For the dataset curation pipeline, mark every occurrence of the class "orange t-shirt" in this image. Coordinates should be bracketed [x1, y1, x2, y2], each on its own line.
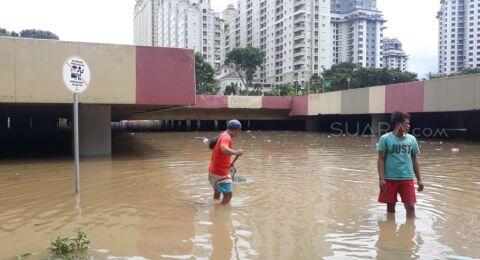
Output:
[209, 132, 233, 176]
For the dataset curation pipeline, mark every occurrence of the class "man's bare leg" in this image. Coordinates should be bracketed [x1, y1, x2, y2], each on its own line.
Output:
[387, 203, 396, 213]
[404, 203, 415, 218]
[221, 192, 232, 204]
[213, 189, 221, 200]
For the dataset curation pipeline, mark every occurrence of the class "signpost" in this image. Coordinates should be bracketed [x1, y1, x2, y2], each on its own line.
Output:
[62, 56, 91, 194]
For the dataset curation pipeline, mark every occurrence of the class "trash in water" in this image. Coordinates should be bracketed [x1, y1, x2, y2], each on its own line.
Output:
[451, 148, 460, 152]
[266, 140, 271, 142]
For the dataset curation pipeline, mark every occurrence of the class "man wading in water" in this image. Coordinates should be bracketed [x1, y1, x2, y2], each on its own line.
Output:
[209, 119, 244, 204]
[377, 112, 424, 218]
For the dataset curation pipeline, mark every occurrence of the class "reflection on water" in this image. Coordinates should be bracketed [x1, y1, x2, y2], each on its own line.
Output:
[0, 131, 479, 259]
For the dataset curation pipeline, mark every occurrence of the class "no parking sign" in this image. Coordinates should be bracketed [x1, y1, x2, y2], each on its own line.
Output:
[62, 56, 91, 93]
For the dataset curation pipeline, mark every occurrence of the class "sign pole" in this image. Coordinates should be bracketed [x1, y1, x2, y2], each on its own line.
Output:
[73, 93, 80, 194]
[63, 56, 90, 195]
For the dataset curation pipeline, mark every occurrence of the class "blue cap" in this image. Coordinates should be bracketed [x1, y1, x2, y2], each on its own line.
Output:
[227, 119, 242, 130]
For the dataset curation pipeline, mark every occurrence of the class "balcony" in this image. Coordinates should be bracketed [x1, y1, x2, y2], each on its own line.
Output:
[293, 47, 306, 56]
[294, 32, 306, 40]
[294, 57, 305, 65]
[294, 0, 306, 12]
[294, 64, 305, 71]
[294, 14, 306, 25]
[294, 38, 305, 46]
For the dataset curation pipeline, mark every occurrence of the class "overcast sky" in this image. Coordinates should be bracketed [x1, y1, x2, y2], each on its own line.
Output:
[0, 0, 439, 78]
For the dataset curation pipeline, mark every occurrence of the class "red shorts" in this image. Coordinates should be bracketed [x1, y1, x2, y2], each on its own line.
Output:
[378, 179, 416, 204]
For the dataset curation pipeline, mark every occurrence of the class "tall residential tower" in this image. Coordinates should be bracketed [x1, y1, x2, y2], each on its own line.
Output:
[331, 0, 385, 68]
[134, 0, 221, 68]
[437, 0, 480, 74]
[382, 38, 408, 71]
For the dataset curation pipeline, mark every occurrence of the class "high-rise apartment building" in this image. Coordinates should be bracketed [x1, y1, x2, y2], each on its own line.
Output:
[382, 38, 407, 71]
[135, 0, 388, 86]
[331, 0, 385, 68]
[134, 0, 158, 46]
[225, 0, 332, 85]
[134, 0, 222, 68]
[437, 0, 480, 74]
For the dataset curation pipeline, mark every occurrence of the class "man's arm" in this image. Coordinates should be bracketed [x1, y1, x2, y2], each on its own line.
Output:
[412, 154, 424, 191]
[377, 151, 387, 191]
[220, 144, 243, 157]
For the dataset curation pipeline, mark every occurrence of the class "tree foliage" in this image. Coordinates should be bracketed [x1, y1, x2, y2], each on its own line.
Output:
[225, 46, 264, 90]
[428, 68, 480, 80]
[0, 27, 19, 37]
[195, 53, 218, 94]
[20, 29, 59, 40]
[309, 73, 323, 93]
[223, 83, 237, 95]
[1, 27, 59, 39]
[322, 62, 418, 91]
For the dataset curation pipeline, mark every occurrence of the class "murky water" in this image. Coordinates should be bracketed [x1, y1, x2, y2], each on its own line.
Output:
[1, 132, 479, 259]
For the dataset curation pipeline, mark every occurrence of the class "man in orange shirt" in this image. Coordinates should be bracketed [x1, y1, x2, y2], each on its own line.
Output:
[209, 119, 244, 204]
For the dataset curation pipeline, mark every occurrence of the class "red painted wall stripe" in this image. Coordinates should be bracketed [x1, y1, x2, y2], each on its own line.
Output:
[262, 96, 292, 109]
[291, 95, 308, 115]
[385, 81, 424, 113]
[136, 46, 195, 105]
[194, 95, 228, 108]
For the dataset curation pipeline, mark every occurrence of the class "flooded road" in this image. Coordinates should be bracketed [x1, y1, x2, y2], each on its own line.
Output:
[1, 131, 479, 259]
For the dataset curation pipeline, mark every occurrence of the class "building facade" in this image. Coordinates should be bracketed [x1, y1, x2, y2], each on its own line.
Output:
[134, 0, 157, 46]
[134, 0, 222, 68]
[224, 0, 333, 86]
[382, 38, 407, 71]
[331, 0, 385, 68]
[437, 0, 480, 74]
[135, 0, 389, 86]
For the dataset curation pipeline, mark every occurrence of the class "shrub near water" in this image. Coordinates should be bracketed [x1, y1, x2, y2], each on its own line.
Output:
[46, 230, 90, 259]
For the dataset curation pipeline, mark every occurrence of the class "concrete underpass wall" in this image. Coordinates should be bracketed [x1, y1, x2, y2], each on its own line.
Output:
[79, 105, 111, 156]
[0, 37, 196, 106]
[0, 37, 197, 156]
[424, 75, 480, 112]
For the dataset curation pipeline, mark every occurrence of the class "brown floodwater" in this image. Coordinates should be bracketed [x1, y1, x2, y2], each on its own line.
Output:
[0, 131, 479, 259]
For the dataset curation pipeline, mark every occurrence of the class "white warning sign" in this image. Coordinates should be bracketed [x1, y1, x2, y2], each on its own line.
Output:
[62, 56, 91, 93]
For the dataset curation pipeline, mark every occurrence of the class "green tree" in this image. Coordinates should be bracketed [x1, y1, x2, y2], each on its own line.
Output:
[20, 29, 59, 40]
[195, 53, 217, 94]
[322, 62, 418, 92]
[457, 68, 480, 75]
[279, 83, 298, 96]
[0, 27, 19, 37]
[223, 83, 237, 95]
[427, 68, 480, 80]
[309, 73, 323, 93]
[225, 46, 264, 90]
[0, 27, 9, 36]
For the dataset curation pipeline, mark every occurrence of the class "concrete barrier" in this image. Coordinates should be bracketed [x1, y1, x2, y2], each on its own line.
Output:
[227, 96, 262, 109]
[79, 43, 136, 104]
[368, 85, 385, 114]
[0, 38, 15, 102]
[386, 81, 424, 113]
[341, 88, 369, 114]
